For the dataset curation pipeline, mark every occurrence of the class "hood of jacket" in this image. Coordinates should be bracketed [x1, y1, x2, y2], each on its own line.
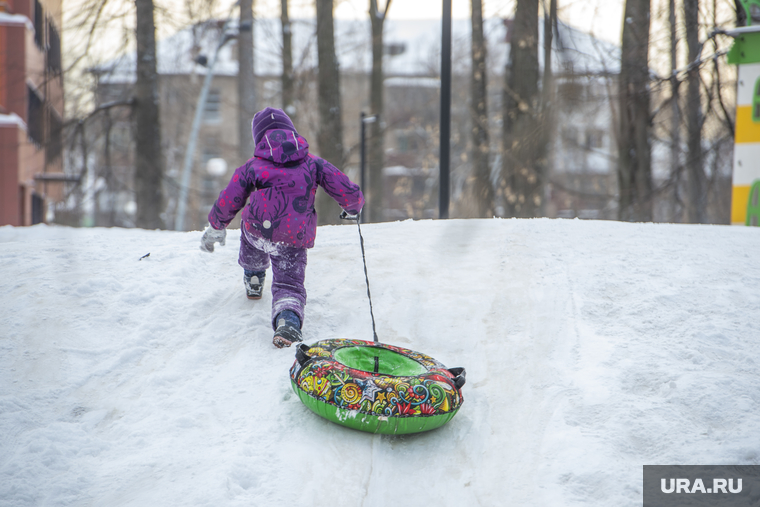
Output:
[254, 129, 310, 164]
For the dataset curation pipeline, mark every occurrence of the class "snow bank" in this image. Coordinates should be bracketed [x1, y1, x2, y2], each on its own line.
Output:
[1, 219, 759, 506]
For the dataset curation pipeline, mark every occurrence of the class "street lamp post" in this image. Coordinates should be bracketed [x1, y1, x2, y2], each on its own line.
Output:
[360, 112, 377, 223]
[174, 23, 237, 232]
[439, 0, 452, 219]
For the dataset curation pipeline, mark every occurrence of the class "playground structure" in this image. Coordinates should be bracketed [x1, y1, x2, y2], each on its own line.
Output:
[729, 0, 760, 225]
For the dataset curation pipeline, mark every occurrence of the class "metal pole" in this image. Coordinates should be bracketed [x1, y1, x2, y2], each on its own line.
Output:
[439, 0, 452, 219]
[175, 26, 235, 231]
[360, 111, 366, 223]
[360, 113, 376, 224]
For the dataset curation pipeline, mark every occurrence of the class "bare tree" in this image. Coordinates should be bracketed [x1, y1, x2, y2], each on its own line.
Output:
[668, 0, 681, 220]
[501, 0, 541, 217]
[134, 0, 166, 229]
[617, 0, 652, 222]
[684, 0, 707, 223]
[315, 0, 344, 225]
[238, 0, 256, 161]
[366, 0, 392, 222]
[281, 0, 295, 115]
[470, 0, 493, 217]
[647, 0, 734, 223]
[536, 0, 556, 214]
[542, 0, 556, 103]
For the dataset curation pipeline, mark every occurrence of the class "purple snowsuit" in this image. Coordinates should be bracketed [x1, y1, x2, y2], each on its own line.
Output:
[208, 128, 364, 328]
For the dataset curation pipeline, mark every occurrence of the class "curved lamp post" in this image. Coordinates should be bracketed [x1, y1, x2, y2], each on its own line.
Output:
[174, 23, 237, 231]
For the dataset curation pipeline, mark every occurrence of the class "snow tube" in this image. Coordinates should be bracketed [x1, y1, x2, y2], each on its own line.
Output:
[290, 339, 466, 435]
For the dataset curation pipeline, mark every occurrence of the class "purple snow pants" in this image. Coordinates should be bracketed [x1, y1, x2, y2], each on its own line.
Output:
[239, 229, 307, 330]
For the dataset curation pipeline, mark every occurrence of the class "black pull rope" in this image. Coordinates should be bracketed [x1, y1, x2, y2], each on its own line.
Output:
[356, 219, 379, 344]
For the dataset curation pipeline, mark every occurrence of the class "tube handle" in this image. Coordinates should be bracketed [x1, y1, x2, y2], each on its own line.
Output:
[295, 343, 312, 367]
[447, 367, 466, 389]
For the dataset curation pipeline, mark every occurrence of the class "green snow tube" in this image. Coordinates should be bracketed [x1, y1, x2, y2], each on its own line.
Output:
[290, 339, 466, 435]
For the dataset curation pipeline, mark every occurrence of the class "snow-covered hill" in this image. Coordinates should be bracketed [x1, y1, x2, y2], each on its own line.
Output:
[1, 218, 759, 506]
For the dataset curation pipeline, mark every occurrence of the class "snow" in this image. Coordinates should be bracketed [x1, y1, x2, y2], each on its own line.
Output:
[0, 113, 26, 129]
[0, 12, 35, 30]
[1, 218, 759, 506]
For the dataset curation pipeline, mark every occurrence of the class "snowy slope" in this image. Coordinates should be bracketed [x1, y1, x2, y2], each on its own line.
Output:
[1, 218, 759, 506]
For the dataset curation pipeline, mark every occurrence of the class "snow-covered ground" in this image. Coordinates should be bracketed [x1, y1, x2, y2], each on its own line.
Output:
[1, 218, 759, 506]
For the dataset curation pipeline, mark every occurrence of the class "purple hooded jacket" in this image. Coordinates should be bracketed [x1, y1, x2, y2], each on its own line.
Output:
[208, 129, 364, 249]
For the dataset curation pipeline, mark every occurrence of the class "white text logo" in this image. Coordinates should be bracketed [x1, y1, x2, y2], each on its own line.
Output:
[661, 478, 742, 494]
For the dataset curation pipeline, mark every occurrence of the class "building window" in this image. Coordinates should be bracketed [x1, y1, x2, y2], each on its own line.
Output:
[19, 187, 26, 225]
[203, 89, 221, 122]
[32, 193, 44, 225]
[47, 19, 61, 73]
[558, 81, 584, 102]
[33, 0, 44, 50]
[27, 86, 44, 146]
[46, 109, 62, 162]
[383, 42, 406, 56]
[561, 127, 578, 147]
[396, 132, 418, 153]
[585, 129, 604, 150]
[111, 123, 131, 150]
[201, 137, 219, 164]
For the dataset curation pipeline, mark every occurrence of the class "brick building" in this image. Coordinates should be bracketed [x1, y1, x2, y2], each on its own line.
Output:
[0, 0, 64, 226]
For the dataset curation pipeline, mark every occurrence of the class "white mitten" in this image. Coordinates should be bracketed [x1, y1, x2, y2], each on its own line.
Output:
[200, 225, 226, 253]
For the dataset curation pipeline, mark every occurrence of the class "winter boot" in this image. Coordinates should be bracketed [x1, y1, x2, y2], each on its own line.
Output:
[244, 271, 265, 300]
[273, 310, 302, 348]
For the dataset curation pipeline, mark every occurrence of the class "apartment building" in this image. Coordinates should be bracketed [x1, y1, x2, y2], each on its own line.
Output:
[0, 0, 64, 226]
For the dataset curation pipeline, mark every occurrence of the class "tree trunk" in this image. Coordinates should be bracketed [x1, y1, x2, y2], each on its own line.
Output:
[134, 0, 165, 229]
[501, 0, 541, 218]
[315, 0, 344, 225]
[684, 0, 706, 223]
[542, 0, 555, 109]
[238, 0, 256, 162]
[281, 0, 294, 115]
[617, 0, 652, 222]
[536, 0, 556, 215]
[368, 0, 391, 222]
[470, 0, 492, 217]
[669, 0, 681, 221]
[280, 0, 296, 114]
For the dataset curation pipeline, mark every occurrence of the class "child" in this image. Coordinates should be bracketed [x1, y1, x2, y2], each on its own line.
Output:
[200, 107, 364, 348]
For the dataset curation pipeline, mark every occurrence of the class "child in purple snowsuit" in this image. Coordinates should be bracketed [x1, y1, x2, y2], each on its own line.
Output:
[200, 107, 364, 348]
